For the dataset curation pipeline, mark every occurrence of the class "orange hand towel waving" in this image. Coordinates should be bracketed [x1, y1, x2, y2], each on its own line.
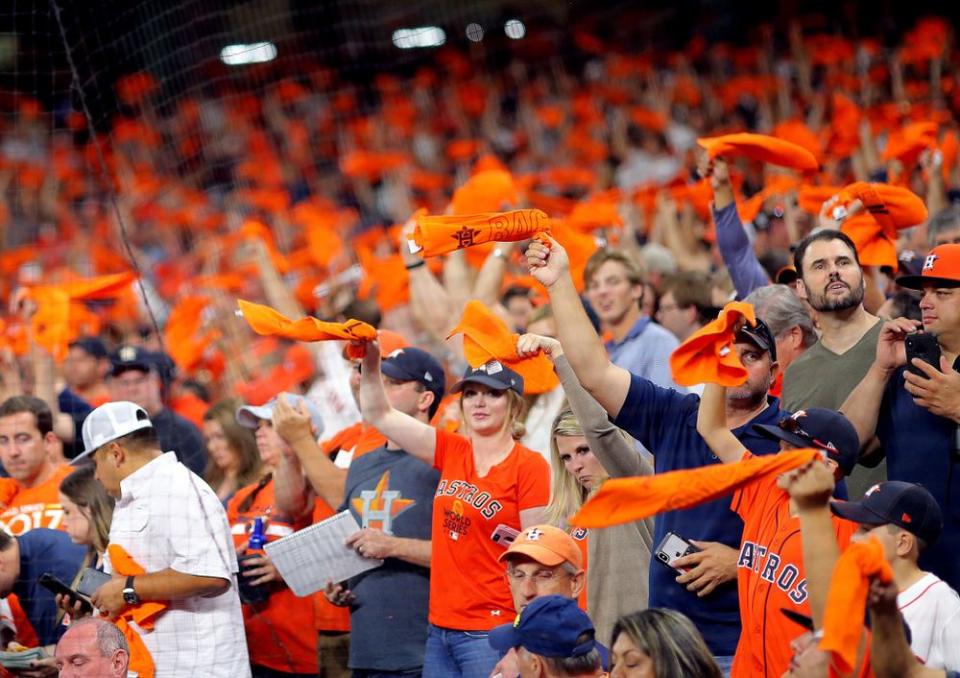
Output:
[237, 300, 377, 357]
[412, 209, 550, 258]
[571, 448, 819, 527]
[669, 301, 756, 387]
[447, 300, 559, 395]
[697, 133, 820, 172]
[835, 182, 928, 269]
[28, 271, 138, 361]
[820, 537, 894, 677]
[107, 544, 166, 678]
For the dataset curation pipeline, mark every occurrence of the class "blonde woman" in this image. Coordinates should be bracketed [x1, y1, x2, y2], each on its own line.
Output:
[356, 340, 550, 678]
[518, 332, 654, 644]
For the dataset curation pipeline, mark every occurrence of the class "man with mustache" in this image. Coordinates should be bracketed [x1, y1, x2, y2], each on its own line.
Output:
[780, 229, 884, 499]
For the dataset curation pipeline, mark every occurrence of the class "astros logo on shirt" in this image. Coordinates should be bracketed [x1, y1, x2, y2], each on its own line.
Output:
[352, 471, 414, 535]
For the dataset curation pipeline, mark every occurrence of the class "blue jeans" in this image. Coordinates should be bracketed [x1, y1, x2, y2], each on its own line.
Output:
[713, 655, 734, 677]
[422, 625, 502, 678]
[353, 671, 421, 678]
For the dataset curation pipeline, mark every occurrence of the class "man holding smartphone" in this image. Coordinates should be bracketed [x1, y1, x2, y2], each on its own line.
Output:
[842, 243, 960, 593]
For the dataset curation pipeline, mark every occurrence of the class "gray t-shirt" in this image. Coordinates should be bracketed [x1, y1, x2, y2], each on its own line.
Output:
[782, 320, 884, 499]
[341, 446, 440, 672]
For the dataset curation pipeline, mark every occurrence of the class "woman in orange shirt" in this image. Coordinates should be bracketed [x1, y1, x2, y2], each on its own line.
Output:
[230, 398, 321, 677]
[356, 341, 550, 678]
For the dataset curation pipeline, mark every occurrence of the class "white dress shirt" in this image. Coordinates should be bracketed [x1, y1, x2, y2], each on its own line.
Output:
[106, 452, 251, 678]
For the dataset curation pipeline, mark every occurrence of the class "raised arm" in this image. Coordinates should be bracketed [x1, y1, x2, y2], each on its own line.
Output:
[696, 382, 749, 464]
[777, 460, 839, 627]
[867, 578, 945, 678]
[524, 237, 632, 418]
[272, 395, 345, 511]
[701, 156, 770, 298]
[840, 318, 917, 447]
[537, 340, 650, 478]
[357, 341, 436, 466]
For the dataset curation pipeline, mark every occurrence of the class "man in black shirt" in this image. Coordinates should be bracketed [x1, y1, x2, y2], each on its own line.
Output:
[107, 346, 207, 475]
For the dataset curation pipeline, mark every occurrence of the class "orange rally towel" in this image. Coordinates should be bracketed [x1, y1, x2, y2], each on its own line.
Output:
[819, 537, 894, 676]
[447, 300, 559, 395]
[669, 301, 756, 387]
[571, 448, 819, 527]
[107, 544, 166, 678]
[697, 133, 820, 172]
[237, 299, 377, 357]
[412, 209, 550, 258]
[836, 182, 928, 268]
[28, 271, 138, 361]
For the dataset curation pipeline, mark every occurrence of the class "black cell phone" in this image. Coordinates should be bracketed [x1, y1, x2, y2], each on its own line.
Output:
[905, 332, 942, 377]
[38, 573, 94, 614]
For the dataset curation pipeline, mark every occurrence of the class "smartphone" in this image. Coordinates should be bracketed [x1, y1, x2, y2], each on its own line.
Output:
[905, 332, 942, 377]
[655, 532, 700, 572]
[490, 524, 520, 548]
[38, 573, 94, 614]
[76, 568, 111, 597]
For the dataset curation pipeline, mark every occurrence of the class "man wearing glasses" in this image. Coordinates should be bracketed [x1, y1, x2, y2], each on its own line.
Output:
[490, 525, 587, 678]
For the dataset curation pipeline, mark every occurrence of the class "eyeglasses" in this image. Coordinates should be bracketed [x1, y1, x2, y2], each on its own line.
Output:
[505, 568, 570, 585]
[778, 417, 833, 452]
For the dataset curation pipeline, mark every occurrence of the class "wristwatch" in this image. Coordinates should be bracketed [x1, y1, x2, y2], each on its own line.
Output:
[122, 576, 140, 606]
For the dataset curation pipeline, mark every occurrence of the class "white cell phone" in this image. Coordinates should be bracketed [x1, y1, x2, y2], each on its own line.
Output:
[655, 531, 700, 572]
[490, 524, 520, 548]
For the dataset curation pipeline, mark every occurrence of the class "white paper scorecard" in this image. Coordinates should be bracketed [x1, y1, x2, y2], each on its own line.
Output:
[263, 510, 383, 596]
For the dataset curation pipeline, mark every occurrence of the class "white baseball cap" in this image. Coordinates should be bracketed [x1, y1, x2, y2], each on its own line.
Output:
[75, 401, 154, 464]
[236, 393, 325, 439]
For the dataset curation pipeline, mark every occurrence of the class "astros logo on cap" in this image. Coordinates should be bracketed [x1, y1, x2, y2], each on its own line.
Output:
[525, 528, 543, 541]
[923, 254, 939, 271]
[865, 484, 881, 496]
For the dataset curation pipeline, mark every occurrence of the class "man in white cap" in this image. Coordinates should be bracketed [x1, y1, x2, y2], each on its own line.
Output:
[77, 401, 250, 678]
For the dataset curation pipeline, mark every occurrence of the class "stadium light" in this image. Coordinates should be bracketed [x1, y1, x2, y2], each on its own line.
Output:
[392, 27, 446, 49]
[466, 23, 484, 43]
[220, 42, 277, 66]
[504, 19, 526, 40]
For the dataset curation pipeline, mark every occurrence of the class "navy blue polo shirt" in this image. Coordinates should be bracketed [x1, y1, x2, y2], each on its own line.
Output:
[614, 374, 784, 657]
[13, 528, 86, 646]
[877, 363, 960, 592]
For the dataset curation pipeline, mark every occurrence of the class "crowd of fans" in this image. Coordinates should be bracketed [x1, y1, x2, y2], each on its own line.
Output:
[0, 9, 957, 678]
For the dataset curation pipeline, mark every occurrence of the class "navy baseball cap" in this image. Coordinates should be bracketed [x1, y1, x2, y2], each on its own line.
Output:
[754, 408, 860, 476]
[451, 360, 524, 396]
[489, 595, 598, 658]
[736, 318, 778, 363]
[831, 481, 943, 546]
[110, 345, 158, 377]
[380, 347, 446, 399]
[69, 337, 108, 360]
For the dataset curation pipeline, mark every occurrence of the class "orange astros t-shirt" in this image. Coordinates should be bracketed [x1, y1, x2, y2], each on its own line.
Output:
[228, 479, 318, 674]
[0, 465, 73, 535]
[429, 429, 550, 630]
[730, 453, 858, 678]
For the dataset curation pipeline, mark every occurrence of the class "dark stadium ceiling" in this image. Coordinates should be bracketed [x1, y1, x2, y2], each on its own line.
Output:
[0, 0, 956, 122]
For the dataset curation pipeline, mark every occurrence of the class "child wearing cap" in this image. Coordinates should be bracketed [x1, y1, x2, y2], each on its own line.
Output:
[696, 382, 863, 678]
[831, 482, 960, 670]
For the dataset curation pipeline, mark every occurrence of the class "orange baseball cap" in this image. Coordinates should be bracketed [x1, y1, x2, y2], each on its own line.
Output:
[498, 525, 583, 569]
[897, 244, 960, 289]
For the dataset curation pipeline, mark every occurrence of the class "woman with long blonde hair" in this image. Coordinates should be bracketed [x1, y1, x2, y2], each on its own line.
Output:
[518, 332, 654, 644]
[356, 340, 550, 678]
